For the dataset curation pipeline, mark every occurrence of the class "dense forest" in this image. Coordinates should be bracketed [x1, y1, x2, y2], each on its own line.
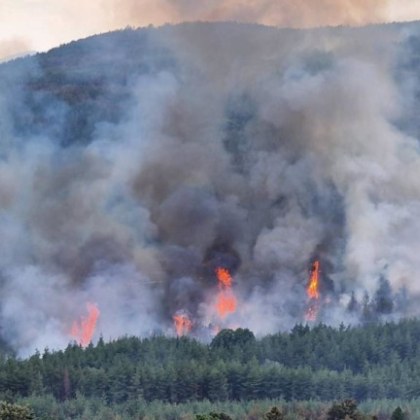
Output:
[1, 319, 420, 418]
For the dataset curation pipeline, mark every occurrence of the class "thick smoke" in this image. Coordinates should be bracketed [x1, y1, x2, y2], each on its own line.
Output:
[0, 22, 420, 356]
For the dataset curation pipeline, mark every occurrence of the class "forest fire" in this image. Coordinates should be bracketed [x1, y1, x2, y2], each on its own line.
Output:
[215, 267, 237, 319]
[173, 311, 193, 336]
[70, 302, 100, 347]
[307, 261, 320, 300]
[305, 261, 321, 321]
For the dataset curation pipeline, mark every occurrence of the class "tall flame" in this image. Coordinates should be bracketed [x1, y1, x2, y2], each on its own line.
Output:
[305, 261, 320, 321]
[173, 311, 193, 336]
[307, 260, 320, 300]
[216, 267, 233, 287]
[215, 267, 237, 319]
[70, 302, 100, 347]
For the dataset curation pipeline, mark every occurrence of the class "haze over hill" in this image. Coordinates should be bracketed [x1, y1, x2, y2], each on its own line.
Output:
[2, 0, 420, 59]
[1, 21, 420, 356]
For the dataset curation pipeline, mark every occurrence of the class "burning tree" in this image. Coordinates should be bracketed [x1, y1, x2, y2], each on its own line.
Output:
[215, 267, 237, 319]
[305, 261, 321, 322]
[70, 302, 100, 347]
[173, 310, 193, 336]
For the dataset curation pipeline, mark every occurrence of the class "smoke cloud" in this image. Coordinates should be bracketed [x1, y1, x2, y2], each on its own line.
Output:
[114, 0, 388, 28]
[0, 21, 420, 356]
[0, 38, 32, 62]
[2, 0, 420, 55]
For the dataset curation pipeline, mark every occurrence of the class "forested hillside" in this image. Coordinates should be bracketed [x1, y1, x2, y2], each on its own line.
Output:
[1, 20, 420, 357]
[0, 319, 420, 418]
[2, 21, 420, 419]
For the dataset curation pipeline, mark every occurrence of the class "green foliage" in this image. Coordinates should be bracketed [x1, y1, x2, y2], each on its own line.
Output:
[195, 412, 232, 420]
[210, 328, 256, 351]
[391, 406, 406, 420]
[374, 277, 394, 315]
[327, 399, 362, 420]
[4, 396, 419, 420]
[264, 406, 285, 420]
[0, 320, 419, 416]
[0, 401, 34, 419]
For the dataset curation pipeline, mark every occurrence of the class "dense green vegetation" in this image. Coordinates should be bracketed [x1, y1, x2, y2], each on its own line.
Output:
[1, 397, 416, 419]
[0, 319, 420, 418]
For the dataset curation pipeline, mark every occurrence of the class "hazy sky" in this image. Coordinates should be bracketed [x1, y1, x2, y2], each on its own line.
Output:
[1, 0, 420, 60]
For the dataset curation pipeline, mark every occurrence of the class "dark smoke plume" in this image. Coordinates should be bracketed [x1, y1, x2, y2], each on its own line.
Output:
[0, 21, 420, 356]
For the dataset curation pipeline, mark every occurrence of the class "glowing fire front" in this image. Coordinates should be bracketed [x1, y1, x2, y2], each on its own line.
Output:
[171, 267, 238, 337]
[305, 260, 321, 321]
[215, 267, 237, 319]
[307, 260, 320, 300]
[70, 302, 100, 347]
[173, 311, 193, 336]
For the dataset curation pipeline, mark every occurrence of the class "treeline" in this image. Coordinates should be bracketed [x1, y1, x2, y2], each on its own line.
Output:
[1, 320, 420, 415]
[3, 397, 416, 420]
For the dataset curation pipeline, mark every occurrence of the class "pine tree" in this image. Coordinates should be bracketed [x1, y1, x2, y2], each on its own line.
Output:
[327, 399, 362, 420]
[374, 276, 394, 315]
[264, 406, 285, 420]
[347, 292, 359, 313]
[391, 406, 406, 420]
[196, 413, 232, 420]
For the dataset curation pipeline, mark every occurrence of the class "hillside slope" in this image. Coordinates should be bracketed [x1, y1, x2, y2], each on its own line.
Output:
[1, 22, 420, 356]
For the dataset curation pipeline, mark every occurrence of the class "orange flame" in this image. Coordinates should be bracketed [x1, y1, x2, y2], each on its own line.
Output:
[305, 261, 320, 321]
[173, 311, 193, 336]
[307, 260, 320, 300]
[216, 267, 233, 287]
[215, 267, 237, 319]
[70, 302, 100, 347]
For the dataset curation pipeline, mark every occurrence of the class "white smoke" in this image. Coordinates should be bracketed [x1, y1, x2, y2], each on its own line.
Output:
[0, 22, 419, 355]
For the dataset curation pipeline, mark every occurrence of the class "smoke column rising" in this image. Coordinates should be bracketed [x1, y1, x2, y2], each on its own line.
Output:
[0, 20, 420, 355]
